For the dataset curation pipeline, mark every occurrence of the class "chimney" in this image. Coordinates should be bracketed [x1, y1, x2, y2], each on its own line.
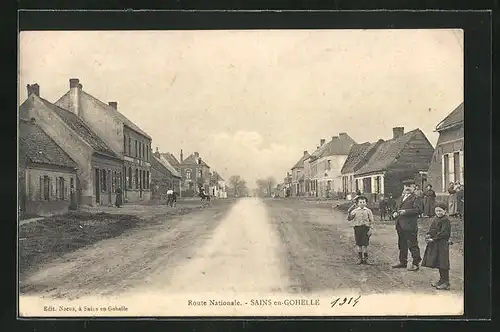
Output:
[393, 127, 404, 139]
[108, 101, 118, 110]
[68, 78, 82, 117]
[180, 149, 184, 162]
[303, 150, 308, 156]
[320, 139, 326, 146]
[194, 152, 199, 158]
[339, 132, 348, 139]
[154, 147, 160, 158]
[332, 136, 338, 141]
[27, 83, 40, 97]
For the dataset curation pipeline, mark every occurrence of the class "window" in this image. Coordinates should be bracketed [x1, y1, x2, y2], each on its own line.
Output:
[135, 140, 138, 157]
[199, 169, 203, 178]
[123, 135, 127, 155]
[374, 176, 381, 194]
[42, 176, 50, 201]
[453, 152, 460, 183]
[128, 167, 132, 189]
[355, 179, 359, 192]
[327, 160, 331, 171]
[443, 154, 450, 190]
[139, 143, 142, 159]
[142, 170, 146, 189]
[146, 145, 149, 161]
[146, 171, 149, 189]
[58, 177, 65, 200]
[113, 171, 117, 192]
[186, 170, 191, 179]
[128, 137, 131, 155]
[135, 169, 139, 189]
[101, 169, 107, 192]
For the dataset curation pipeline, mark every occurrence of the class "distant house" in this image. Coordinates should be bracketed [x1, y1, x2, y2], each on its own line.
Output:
[290, 151, 309, 196]
[353, 127, 434, 200]
[151, 148, 182, 199]
[160, 152, 181, 175]
[307, 133, 356, 198]
[54, 78, 153, 203]
[210, 171, 227, 198]
[18, 118, 78, 217]
[341, 141, 383, 196]
[179, 150, 211, 196]
[20, 84, 123, 207]
[427, 102, 464, 194]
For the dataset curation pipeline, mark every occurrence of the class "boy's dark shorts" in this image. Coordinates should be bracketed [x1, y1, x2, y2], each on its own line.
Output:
[353, 225, 370, 246]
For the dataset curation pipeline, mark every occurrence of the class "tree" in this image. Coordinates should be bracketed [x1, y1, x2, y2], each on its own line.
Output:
[228, 175, 248, 197]
[255, 176, 277, 197]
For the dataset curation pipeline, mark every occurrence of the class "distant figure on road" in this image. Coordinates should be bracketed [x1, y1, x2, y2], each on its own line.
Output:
[115, 187, 123, 208]
[379, 196, 387, 221]
[422, 184, 436, 217]
[166, 189, 174, 207]
[392, 179, 422, 271]
[347, 195, 374, 265]
[386, 194, 396, 220]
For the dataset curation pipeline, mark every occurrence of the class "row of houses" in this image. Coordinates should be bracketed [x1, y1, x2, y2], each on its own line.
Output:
[18, 79, 227, 217]
[278, 102, 464, 201]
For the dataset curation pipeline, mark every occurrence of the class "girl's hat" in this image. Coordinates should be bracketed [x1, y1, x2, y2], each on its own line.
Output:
[435, 201, 448, 210]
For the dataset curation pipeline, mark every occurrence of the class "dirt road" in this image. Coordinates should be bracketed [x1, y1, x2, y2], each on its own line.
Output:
[19, 197, 464, 316]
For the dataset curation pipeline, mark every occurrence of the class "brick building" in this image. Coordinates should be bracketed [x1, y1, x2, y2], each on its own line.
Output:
[19, 118, 78, 216]
[179, 150, 211, 196]
[54, 78, 153, 203]
[20, 84, 123, 206]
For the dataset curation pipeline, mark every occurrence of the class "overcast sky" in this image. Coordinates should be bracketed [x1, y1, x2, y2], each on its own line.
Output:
[19, 29, 463, 188]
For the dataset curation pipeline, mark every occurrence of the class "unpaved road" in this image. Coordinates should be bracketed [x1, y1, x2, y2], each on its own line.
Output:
[19, 197, 463, 316]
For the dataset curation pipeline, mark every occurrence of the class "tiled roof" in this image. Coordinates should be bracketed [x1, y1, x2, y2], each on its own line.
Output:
[291, 152, 310, 170]
[182, 153, 210, 168]
[19, 119, 77, 169]
[41, 99, 119, 158]
[310, 134, 356, 161]
[152, 155, 181, 178]
[341, 142, 374, 174]
[20, 95, 119, 159]
[211, 171, 224, 182]
[160, 152, 180, 166]
[80, 91, 152, 139]
[436, 102, 464, 131]
[354, 129, 421, 175]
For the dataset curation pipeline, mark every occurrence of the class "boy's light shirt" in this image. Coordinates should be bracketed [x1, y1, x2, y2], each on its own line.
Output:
[349, 206, 374, 227]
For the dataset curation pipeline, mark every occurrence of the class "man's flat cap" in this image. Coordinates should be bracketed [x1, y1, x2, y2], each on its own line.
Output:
[402, 179, 415, 185]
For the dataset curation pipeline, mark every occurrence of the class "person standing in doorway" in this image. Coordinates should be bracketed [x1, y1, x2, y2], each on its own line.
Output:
[422, 184, 436, 218]
[392, 179, 422, 271]
[115, 186, 123, 208]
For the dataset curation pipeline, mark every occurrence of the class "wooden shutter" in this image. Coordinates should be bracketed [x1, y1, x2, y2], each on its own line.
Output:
[56, 177, 59, 200]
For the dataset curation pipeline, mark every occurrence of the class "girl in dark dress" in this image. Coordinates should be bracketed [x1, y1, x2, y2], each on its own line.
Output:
[422, 201, 452, 290]
[115, 187, 123, 208]
[422, 184, 436, 217]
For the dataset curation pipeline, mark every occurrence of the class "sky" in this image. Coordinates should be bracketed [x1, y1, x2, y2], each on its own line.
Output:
[19, 29, 463, 188]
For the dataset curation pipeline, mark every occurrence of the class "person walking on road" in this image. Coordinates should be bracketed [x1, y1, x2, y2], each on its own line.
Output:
[422, 201, 453, 290]
[392, 179, 422, 271]
[166, 188, 174, 207]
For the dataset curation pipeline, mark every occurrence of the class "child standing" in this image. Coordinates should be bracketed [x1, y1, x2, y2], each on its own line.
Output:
[347, 196, 374, 265]
[421, 201, 452, 290]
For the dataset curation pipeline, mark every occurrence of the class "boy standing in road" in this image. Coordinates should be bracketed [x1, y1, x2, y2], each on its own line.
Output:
[348, 195, 374, 265]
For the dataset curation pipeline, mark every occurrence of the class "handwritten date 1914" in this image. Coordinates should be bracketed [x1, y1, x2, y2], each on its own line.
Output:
[331, 295, 362, 308]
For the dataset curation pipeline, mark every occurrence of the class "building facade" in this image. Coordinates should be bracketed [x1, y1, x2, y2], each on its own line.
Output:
[151, 149, 182, 199]
[54, 78, 153, 203]
[290, 151, 309, 196]
[19, 118, 78, 217]
[426, 102, 464, 195]
[20, 84, 123, 206]
[307, 133, 356, 199]
[179, 151, 211, 196]
[353, 127, 435, 201]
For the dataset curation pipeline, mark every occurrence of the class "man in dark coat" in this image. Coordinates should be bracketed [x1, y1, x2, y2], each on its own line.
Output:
[392, 179, 423, 271]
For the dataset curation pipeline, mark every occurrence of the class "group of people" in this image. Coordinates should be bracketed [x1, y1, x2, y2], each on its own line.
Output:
[346, 179, 455, 291]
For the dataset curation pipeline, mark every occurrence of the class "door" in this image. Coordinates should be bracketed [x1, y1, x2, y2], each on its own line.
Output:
[95, 168, 100, 204]
[363, 178, 372, 193]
